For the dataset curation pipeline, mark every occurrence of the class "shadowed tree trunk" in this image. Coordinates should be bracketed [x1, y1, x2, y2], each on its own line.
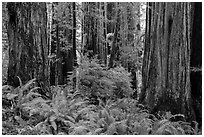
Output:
[82, 2, 108, 65]
[108, 3, 120, 68]
[107, 2, 116, 34]
[139, 2, 197, 121]
[72, 2, 77, 90]
[82, 2, 97, 58]
[55, 22, 60, 85]
[7, 2, 49, 91]
[47, 2, 52, 87]
[104, 2, 108, 66]
[72, 2, 77, 67]
[190, 2, 202, 127]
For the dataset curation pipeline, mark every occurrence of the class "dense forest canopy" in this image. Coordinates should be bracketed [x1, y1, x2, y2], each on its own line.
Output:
[2, 2, 202, 135]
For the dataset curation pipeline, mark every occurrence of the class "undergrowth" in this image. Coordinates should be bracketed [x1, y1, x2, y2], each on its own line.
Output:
[78, 58, 133, 102]
[2, 60, 202, 135]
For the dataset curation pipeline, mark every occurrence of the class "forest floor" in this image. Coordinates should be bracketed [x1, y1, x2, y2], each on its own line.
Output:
[2, 59, 202, 135]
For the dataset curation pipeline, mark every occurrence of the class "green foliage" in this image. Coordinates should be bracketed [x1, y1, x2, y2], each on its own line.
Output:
[120, 45, 143, 71]
[2, 78, 38, 112]
[22, 85, 80, 134]
[78, 58, 133, 101]
[151, 112, 202, 135]
[2, 78, 45, 134]
[2, 78, 201, 135]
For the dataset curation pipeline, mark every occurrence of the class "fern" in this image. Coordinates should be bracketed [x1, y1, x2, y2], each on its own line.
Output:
[3, 77, 200, 135]
[69, 126, 89, 135]
[22, 85, 80, 134]
[105, 119, 128, 135]
[78, 59, 133, 103]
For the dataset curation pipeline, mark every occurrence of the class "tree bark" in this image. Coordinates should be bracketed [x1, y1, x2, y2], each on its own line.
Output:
[139, 2, 195, 121]
[7, 2, 49, 90]
[108, 3, 120, 68]
[83, 2, 102, 59]
[104, 2, 108, 66]
[47, 2, 53, 87]
[55, 22, 59, 85]
[72, 2, 77, 67]
[190, 2, 202, 127]
[72, 2, 77, 90]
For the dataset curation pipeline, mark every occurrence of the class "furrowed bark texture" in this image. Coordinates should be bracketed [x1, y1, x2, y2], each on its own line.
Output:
[140, 2, 195, 120]
[190, 2, 202, 126]
[7, 2, 48, 88]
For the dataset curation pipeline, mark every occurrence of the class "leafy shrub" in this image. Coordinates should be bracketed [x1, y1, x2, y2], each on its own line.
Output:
[78, 59, 133, 103]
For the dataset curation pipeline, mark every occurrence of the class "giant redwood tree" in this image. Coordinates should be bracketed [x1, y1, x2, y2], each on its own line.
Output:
[7, 3, 49, 90]
[139, 2, 201, 123]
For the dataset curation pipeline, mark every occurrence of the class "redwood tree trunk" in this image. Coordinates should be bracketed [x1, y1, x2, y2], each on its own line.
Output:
[7, 2, 49, 89]
[108, 3, 120, 68]
[139, 2, 195, 121]
[72, 2, 77, 67]
[190, 2, 202, 127]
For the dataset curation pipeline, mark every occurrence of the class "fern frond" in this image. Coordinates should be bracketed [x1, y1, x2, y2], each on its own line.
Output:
[192, 121, 199, 134]
[116, 120, 128, 134]
[97, 118, 107, 128]
[35, 121, 45, 131]
[29, 87, 40, 93]
[63, 120, 75, 127]
[17, 76, 22, 87]
[94, 128, 104, 134]
[100, 108, 110, 119]
[154, 120, 171, 134]
[157, 119, 170, 127]
[176, 126, 185, 134]
[106, 122, 117, 135]
[21, 78, 36, 92]
[59, 114, 75, 124]
[20, 91, 42, 105]
[78, 105, 97, 115]
[6, 93, 18, 100]
[2, 85, 14, 93]
[49, 115, 57, 131]
[70, 101, 88, 111]
[22, 97, 51, 116]
[70, 126, 89, 135]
